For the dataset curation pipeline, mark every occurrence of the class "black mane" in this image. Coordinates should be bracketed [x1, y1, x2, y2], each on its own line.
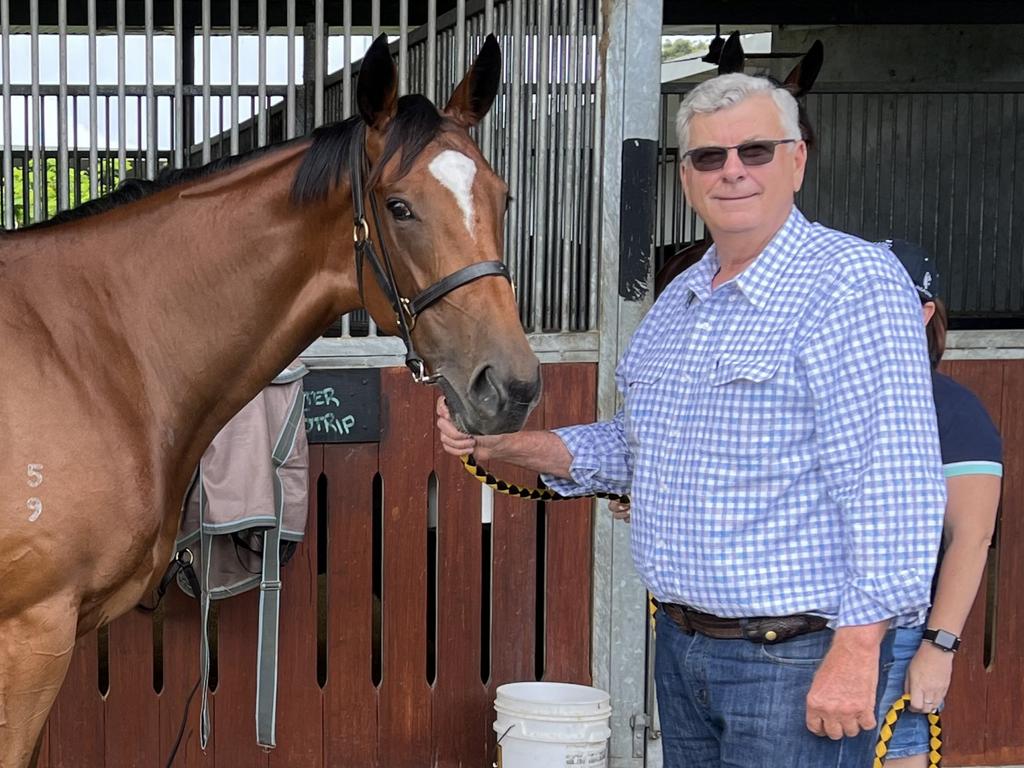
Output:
[11, 93, 450, 232]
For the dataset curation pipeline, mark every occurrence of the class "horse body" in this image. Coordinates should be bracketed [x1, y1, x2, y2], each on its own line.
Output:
[0, 34, 538, 767]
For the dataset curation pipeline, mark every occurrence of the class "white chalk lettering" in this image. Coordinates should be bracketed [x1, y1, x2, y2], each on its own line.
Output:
[27, 497, 42, 522]
[26, 464, 43, 488]
[304, 387, 341, 408]
[305, 412, 357, 436]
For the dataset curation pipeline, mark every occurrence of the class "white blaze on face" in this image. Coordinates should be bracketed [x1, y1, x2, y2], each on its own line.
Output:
[428, 149, 478, 239]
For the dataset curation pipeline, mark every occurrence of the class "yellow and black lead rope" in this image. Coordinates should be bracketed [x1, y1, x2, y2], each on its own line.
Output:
[459, 454, 630, 504]
[874, 694, 942, 767]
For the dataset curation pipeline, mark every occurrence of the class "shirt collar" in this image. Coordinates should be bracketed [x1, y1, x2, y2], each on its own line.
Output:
[681, 206, 811, 311]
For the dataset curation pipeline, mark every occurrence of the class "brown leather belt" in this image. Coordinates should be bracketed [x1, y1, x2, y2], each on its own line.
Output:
[658, 601, 830, 645]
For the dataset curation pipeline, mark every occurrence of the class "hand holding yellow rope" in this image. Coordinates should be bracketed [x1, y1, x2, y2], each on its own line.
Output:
[874, 694, 942, 767]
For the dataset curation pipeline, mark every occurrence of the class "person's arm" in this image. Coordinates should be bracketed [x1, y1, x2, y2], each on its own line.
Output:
[904, 472, 1001, 712]
[436, 396, 573, 475]
[436, 396, 633, 495]
[801, 271, 945, 737]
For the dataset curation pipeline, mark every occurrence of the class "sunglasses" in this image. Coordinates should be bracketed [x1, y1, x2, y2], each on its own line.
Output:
[683, 139, 797, 172]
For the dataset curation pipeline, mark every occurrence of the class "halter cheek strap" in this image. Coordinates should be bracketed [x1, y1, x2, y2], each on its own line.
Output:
[349, 128, 512, 384]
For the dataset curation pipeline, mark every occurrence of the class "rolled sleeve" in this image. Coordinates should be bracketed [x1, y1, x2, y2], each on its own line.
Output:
[803, 276, 946, 628]
[540, 410, 633, 497]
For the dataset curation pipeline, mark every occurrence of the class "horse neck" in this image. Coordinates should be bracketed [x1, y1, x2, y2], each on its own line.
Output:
[27, 143, 361, 488]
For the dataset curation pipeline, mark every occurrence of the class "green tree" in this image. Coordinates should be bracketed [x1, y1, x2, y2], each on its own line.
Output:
[6, 157, 134, 227]
[661, 38, 707, 62]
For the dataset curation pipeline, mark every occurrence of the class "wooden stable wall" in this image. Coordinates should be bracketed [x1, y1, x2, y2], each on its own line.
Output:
[34, 359, 1024, 766]
[36, 363, 597, 768]
[935, 359, 1024, 766]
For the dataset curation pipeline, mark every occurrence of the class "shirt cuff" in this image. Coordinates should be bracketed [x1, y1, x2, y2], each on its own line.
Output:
[539, 424, 627, 497]
[834, 570, 930, 628]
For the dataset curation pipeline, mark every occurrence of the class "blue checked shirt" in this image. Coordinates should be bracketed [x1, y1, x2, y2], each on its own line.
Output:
[544, 208, 946, 628]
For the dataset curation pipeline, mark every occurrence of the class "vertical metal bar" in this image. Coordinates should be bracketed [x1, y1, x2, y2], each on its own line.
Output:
[342, 0, 352, 119]
[174, 0, 184, 167]
[258, 0, 267, 146]
[230, 0, 239, 154]
[30, 0, 42, 221]
[117, 0, 127, 180]
[506, 0, 522, 311]
[562, 0, 580, 331]
[530, 0, 550, 331]
[372, 0, 380, 38]
[201, 0, 210, 162]
[588, 0, 602, 330]
[314, 0, 323, 127]
[456, 0, 466, 77]
[426, 0, 437, 103]
[286, 0, 296, 138]
[57, 0, 68, 210]
[1, 0, 12, 228]
[145, 0, 156, 178]
[398, 0, 408, 97]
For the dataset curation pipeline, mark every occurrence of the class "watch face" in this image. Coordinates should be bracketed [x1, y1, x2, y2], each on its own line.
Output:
[929, 629, 959, 650]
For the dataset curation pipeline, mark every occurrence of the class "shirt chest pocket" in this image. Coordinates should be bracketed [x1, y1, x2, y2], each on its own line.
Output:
[623, 356, 677, 449]
[701, 353, 789, 458]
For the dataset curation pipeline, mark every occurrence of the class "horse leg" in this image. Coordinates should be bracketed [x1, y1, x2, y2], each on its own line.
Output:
[0, 600, 77, 768]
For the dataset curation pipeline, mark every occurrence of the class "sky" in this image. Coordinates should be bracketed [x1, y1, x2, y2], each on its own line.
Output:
[1, 32, 375, 150]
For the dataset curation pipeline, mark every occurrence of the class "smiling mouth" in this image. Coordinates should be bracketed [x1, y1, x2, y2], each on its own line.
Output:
[715, 193, 758, 201]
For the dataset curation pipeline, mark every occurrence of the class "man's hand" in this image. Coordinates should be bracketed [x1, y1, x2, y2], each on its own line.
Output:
[436, 397, 500, 461]
[608, 500, 631, 522]
[805, 626, 886, 739]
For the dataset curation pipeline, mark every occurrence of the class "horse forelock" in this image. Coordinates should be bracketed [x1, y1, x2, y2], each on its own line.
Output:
[290, 94, 459, 207]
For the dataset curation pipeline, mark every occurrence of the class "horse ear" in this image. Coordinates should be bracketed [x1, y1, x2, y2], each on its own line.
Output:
[444, 34, 501, 128]
[784, 40, 824, 97]
[718, 31, 744, 74]
[356, 34, 398, 131]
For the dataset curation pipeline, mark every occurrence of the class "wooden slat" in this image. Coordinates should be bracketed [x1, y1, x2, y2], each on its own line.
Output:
[432, 414, 489, 766]
[46, 633, 105, 767]
[984, 360, 1024, 762]
[213, 589, 270, 766]
[105, 610, 160, 766]
[940, 361, 1003, 761]
[159, 586, 216, 767]
[323, 442, 379, 766]
[377, 369, 433, 767]
[270, 444, 324, 767]
[540, 363, 595, 683]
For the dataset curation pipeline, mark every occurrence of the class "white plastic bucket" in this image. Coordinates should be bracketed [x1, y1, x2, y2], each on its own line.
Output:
[493, 682, 612, 768]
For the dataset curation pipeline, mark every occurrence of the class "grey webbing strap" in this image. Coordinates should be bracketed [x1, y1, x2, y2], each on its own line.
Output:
[198, 476, 214, 750]
[254, 385, 305, 749]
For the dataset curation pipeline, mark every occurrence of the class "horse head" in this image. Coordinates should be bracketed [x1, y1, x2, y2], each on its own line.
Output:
[319, 34, 541, 436]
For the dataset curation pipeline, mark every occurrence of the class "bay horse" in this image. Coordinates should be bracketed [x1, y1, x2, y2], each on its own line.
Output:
[0, 33, 540, 767]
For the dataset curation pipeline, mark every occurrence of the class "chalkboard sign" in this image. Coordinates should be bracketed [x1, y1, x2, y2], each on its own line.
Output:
[302, 369, 381, 444]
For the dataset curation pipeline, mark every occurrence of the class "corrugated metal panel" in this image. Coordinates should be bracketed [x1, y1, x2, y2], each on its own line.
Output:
[659, 83, 1024, 319]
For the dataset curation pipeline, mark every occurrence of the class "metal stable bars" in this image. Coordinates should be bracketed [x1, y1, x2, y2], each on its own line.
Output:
[0, 0, 605, 336]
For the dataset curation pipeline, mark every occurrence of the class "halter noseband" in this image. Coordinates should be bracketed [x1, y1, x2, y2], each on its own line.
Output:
[349, 128, 512, 384]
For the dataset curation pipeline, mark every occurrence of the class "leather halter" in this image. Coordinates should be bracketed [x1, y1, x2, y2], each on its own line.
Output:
[349, 127, 512, 384]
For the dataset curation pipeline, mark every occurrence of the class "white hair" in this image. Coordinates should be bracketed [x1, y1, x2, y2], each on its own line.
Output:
[675, 73, 801, 153]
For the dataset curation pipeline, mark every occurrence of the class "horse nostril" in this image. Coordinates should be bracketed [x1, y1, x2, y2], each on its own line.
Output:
[508, 372, 541, 406]
[469, 365, 505, 418]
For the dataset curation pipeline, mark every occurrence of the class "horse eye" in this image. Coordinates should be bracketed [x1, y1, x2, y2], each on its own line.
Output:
[386, 199, 414, 221]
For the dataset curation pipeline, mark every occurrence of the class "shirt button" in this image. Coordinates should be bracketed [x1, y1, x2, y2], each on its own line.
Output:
[679, 374, 691, 383]
[728, 295, 738, 302]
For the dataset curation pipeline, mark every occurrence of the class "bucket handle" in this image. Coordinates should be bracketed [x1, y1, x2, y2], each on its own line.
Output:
[492, 724, 515, 768]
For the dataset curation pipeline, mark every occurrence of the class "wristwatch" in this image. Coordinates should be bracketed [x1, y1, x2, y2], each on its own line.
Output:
[923, 628, 961, 653]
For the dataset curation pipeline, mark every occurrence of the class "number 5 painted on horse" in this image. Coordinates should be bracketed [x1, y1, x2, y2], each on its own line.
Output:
[27, 463, 44, 488]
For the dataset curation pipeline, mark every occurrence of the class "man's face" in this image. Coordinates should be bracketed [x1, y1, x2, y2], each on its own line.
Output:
[680, 93, 807, 239]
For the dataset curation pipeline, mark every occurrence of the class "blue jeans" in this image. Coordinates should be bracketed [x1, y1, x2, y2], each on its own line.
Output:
[654, 607, 894, 768]
[876, 625, 938, 759]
